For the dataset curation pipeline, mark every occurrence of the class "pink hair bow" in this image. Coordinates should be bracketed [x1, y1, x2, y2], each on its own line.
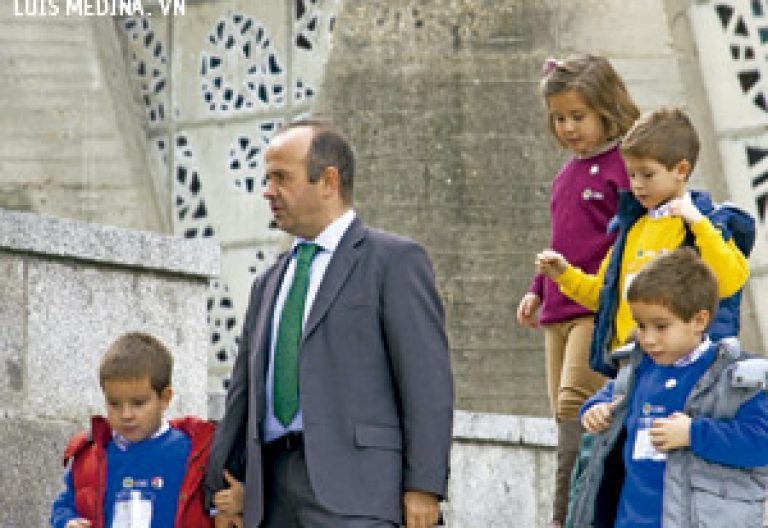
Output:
[542, 57, 562, 76]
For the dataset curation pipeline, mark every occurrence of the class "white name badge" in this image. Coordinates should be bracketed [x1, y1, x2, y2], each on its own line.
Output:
[112, 490, 152, 528]
[632, 417, 666, 462]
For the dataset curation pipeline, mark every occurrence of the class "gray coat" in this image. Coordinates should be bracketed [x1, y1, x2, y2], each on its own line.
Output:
[570, 342, 768, 528]
[204, 217, 454, 526]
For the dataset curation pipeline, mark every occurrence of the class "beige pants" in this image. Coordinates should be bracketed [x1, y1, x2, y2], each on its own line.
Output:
[544, 316, 607, 421]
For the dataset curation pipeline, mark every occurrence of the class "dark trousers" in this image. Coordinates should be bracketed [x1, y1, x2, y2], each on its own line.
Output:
[262, 435, 398, 528]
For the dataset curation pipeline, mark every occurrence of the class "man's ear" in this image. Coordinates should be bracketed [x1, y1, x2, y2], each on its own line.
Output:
[319, 166, 341, 197]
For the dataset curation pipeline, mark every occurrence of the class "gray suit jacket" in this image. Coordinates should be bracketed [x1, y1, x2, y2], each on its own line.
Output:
[205, 217, 454, 526]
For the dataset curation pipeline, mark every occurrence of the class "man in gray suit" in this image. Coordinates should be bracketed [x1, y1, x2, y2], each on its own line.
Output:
[205, 119, 454, 528]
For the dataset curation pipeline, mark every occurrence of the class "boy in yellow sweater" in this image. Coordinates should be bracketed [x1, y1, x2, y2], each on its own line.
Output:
[537, 107, 753, 377]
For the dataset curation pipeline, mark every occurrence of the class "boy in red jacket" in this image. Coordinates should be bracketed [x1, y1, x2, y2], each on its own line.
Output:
[50, 332, 215, 528]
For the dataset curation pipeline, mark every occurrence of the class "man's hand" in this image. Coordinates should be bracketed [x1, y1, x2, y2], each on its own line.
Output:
[516, 293, 541, 329]
[582, 398, 623, 434]
[650, 412, 691, 452]
[403, 490, 440, 528]
[213, 470, 244, 515]
[535, 250, 568, 280]
[668, 194, 704, 225]
[65, 520, 92, 528]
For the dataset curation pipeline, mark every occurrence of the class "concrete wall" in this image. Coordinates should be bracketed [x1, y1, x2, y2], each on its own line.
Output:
[314, 0, 566, 415]
[0, 10, 167, 232]
[0, 208, 218, 528]
[448, 412, 557, 527]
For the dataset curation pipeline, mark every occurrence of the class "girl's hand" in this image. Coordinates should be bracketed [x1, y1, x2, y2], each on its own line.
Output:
[516, 293, 541, 328]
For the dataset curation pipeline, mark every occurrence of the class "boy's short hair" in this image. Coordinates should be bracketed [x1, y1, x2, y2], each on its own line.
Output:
[626, 247, 718, 322]
[99, 332, 173, 394]
[621, 107, 700, 173]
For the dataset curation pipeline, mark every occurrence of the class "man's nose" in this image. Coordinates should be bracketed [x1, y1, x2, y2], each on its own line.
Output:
[263, 180, 276, 198]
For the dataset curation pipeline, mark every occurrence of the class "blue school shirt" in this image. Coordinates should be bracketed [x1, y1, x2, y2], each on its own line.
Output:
[51, 426, 190, 528]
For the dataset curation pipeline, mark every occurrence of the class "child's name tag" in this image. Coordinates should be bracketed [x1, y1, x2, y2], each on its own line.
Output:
[112, 490, 152, 528]
[632, 419, 666, 461]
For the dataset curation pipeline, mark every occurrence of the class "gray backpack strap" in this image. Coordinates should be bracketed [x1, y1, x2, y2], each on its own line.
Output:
[611, 341, 642, 398]
[613, 363, 632, 399]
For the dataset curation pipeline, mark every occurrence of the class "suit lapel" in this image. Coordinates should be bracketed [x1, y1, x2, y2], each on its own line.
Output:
[302, 218, 365, 342]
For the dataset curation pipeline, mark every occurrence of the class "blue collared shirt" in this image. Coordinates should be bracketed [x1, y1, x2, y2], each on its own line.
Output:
[263, 209, 356, 443]
[646, 191, 692, 220]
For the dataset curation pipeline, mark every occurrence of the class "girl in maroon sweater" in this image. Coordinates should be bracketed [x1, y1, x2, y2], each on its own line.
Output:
[515, 54, 639, 528]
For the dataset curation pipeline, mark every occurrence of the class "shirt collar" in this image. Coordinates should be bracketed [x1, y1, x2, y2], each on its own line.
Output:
[647, 192, 689, 219]
[293, 209, 356, 254]
[112, 420, 170, 451]
[673, 336, 712, 368]
[575, 139, 619, 160]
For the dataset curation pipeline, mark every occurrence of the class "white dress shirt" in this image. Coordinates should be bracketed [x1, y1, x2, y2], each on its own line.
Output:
[263, 209, 356, 442]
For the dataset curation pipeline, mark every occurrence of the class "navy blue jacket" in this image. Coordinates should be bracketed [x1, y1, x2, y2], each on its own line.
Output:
[590, 190, 755, 377]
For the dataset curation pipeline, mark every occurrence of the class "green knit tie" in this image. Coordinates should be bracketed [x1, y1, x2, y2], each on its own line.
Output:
[274, 242, 320, 426]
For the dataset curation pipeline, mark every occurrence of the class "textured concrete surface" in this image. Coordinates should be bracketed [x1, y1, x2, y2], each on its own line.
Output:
[24, 259, 210, 420]
[0, 208, 220, 277]
[0, 416, 82, 528]
[0, 8, 167, 231]
[0, 255, 25, 412]
[447, 411, 556, 527]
